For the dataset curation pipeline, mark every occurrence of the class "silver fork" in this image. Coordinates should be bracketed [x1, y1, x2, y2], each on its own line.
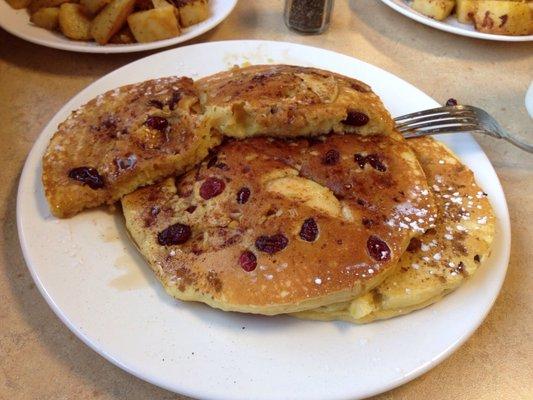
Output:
[394, 105, 533, 153]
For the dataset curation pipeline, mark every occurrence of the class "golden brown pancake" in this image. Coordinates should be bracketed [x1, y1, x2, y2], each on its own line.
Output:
[294, 137, 495, 323]
[197, 64, 395, 138]
[42, 77, 220, 218]
[122, 132, 437, 315]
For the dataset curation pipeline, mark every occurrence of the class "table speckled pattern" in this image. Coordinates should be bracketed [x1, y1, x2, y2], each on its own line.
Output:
[1, 1, 532, 399]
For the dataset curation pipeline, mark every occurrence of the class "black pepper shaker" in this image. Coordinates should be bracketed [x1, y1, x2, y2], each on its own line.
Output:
[284, 0, 334, 34]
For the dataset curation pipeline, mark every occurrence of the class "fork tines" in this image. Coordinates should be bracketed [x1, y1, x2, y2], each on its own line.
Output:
[394, 106, 483, 137]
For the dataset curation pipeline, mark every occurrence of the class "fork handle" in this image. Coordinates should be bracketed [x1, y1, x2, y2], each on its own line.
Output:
[402, 128, 533, 153]
[500, 131, 533, 153]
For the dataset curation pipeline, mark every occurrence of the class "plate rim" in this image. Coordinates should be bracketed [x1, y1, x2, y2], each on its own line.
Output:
[0, 0, 238, 54]
[379, 0, 533, 42]
[16, 40, 512, 400]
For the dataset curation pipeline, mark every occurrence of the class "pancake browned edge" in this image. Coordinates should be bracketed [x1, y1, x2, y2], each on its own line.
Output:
[122, 132, 437, 315]
[197, 64, 395, 138]
[293, 137, 495, 323]
[42, 76, 219, 218]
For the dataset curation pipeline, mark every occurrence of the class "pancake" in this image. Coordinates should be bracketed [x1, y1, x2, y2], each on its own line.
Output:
[42, 76, 220, 218]
[43, 65, 395, 218]
[122, 132, 437, 315]
[197, 64, 395, 138]
[293, 137, 495, 323]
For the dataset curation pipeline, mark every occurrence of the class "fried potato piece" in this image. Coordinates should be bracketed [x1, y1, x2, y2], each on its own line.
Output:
[80, 0, 110, 15]
[5, 0, 32, 9]
[176, 0, 208, 27]
[455, 0, 477, 24]
[127, 5, 180, 42]
[30, 6, 60, 30]
[473, 0, 533, 35]
[90, 0, 136, 44]
[58, 3, 92, 40]
[28, 0, 72, 14]
[108, 25, 136, 43]
[411, 0, 455, 21]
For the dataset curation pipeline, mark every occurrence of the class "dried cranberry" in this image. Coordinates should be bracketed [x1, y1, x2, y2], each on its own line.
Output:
[446, 98, 458, 106]
[215, 163, 229, 171]
[68, 167, 104, 189]
[239, 251, 257, 272]
[185, 205, 197, 213]
[322, 149, 340, 165]
[362, 218, 374, 228]
[354, 153, 366, 169]
[354, 154, 366, 168]
[457, 261, 465, 273]
[342, 110, 369, 126]
[100, 116, 117, 130]
[353, 154, 386, 172]
[148, 100, 164, 109]
[406, 237, 421, 253]
[365, 154, 387, 172]
[299, 218, 318, 242]
[236, 187, 251, 204]
[145, 116, 169, 131]
[367, 235, 391, 261]
[157, 223, 191, 246]
[115, 154, 137, 170]
[255, 234, 288, 254]
[200, 177, 225, 200]
[207, 155, 218, 169]
[168, 91, 181, 110]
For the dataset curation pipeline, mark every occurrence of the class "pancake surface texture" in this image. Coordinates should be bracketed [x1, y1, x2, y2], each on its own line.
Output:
[294, 137, 495, 323]
[197, 64, 395, 138]
[42, 77, 219, 218]
[122, 133, 437, 315]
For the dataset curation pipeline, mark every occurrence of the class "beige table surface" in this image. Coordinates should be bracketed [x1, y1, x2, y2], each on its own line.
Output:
[1, 1, 532, 399]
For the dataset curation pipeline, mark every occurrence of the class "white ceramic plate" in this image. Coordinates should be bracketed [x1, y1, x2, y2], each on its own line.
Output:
[17, 40, 511, 400]
[0, 0, 237, 53]
[380, 0, 533, 42]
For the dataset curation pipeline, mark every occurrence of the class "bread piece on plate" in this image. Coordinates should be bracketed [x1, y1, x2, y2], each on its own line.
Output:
[473, 0, 533, 36]
[42, 76, 220, 218]
[411, 0, 455, 20]
[122, 132, 437, 315]
[294, 137, 495, 323]
[197, 64, 395, 138]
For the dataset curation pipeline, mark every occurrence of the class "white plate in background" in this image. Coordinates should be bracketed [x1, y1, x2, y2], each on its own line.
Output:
[0, 0, 238, 53]
[17, 40, 511, 399]
[380, 0, 533, 42]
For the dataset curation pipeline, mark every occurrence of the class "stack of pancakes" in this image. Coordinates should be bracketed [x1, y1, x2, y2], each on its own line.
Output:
[42, 65, 495, 323]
